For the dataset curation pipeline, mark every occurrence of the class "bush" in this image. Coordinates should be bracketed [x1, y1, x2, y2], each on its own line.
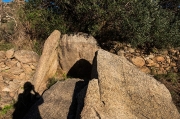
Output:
[23, 0, 180, 48]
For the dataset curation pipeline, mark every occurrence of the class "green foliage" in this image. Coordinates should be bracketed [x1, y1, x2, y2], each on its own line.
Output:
[0, 104, 13, 115]
[154, 72, 179, 84]
[32, 40, 43, 55]
[22, 0, 67, 40]
[0, 42, 14, 51]
[166, 72, 178, 84]
[47, 77, 57, 89]
[23, 0, 180, 48]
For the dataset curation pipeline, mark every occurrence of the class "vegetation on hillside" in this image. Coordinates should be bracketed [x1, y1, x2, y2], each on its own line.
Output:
[20, 0, 180, 49]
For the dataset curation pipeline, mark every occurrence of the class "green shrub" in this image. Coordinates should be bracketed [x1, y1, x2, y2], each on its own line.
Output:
[0, 104, 13, 115]
[47, 77, 57, 89]
[23, 0, 180, 48]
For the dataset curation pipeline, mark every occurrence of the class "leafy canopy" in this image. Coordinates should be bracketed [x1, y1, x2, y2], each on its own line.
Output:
[23, 0, 180, 48]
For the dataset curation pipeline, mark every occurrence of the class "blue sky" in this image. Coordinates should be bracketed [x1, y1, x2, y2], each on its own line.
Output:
[2, 0, 12, 2]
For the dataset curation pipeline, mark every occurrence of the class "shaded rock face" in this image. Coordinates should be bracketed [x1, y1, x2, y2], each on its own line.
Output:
[81, 49, 180, 119]
[24, 78, 88, 119]
[67, 59, 92, 79]
[33, 30, 61, 94]
[58, 33, 99, 75]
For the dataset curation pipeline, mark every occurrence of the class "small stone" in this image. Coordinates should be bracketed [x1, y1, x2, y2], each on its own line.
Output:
[9, 92, 15, 98]
[30, 64, 36, 70]
[2, 87, 10, 92]
[170, 62, 176, 67]
[14, 50, 39, 63]
[131, 56, 145, 67]
[169, 49, 176, 55]
[159, 50, 168, 55]
[0, 51, 6, 59]
[172, 56, 178, 61]
[155, 56, 165, 62]
[123, 46, 128, 51]
[117, 50, 125, 56]
[16, 62, 22, 68]
[128, 48, 135, 53]
[173, 67, 178, 72]
[157, 68, 167, 74]
[19, 73, 26, 80]
[8, 67, 24, 75]
[5, 48, 14, 59]
[166, 58, 171, 64]
[165, 67, 171, 71]
[5, 59, 18, 67]
[140, 66, 151, 74]
[22, 64, 33, 74]
[135, 53, 141, 56]
[127, 44, 131, 47]
[1, 64, 6, 68]
[148, 54, 155, 59]
[146, 59, 154, 64]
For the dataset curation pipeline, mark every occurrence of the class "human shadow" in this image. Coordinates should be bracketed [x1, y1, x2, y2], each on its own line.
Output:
[12, 82, 43, 119]
[67, 59, 91, 119]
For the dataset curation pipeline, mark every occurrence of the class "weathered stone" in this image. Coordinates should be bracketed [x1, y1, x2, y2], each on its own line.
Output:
[81, 49, 180, 119]
[173, 67, 178, 72]
[170, 62, 176, 67]
[16, 62, 22, 68]
[165, 66, 171, 71]
[148, 54, 155, 59]
[131, 56, 145, 67]
[0, 62, 5, 67]
[172, 56, 178, 60]
[0, 66, 10, 72]
[5, 48, 14, 59]
[157, 68, 167, 74]
[58, 33, 99, 74]
[0, 51, 6, 59]
[33, 30, 60, 94]
[117, 49, 125, 56]
[155, 56, 165, 62]
[140, 66, 151, 74]
[166, 58, 171, 64]
[19, 73, 26, 80]
[146, 59, 154, 64]
[2, 87, 10, 92]
[128, 47, 135, 53]
[14, 50, 39, 63]
[7, 67, 24, 75]
[1, 72, 19, 80]
[29, 64, 36, 70]
[5, 59, 18, 67]
[159, 49, 168, 55]
[169, 49, 176, 55]
[21, 64, 33, 74]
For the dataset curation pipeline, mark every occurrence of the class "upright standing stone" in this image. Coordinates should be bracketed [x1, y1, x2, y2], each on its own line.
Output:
[33, 30, 60, 94]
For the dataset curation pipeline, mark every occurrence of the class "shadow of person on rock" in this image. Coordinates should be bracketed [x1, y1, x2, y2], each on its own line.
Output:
[67, 59, 92, 119]
[12, 82, 42, 119]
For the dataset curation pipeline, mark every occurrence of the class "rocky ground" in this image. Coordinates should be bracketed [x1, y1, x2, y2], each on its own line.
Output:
[0, 32, 180, 118]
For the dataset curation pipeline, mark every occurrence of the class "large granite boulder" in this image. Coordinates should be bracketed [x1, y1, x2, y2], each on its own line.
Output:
[33, 30, 60, 94]
[23, 78, 88, 119]
[58, 33, 99, 77]
[81, 49, 180, 119]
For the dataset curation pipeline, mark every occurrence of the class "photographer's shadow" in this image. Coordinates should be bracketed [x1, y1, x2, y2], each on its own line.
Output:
[12, 82, 43, 119]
